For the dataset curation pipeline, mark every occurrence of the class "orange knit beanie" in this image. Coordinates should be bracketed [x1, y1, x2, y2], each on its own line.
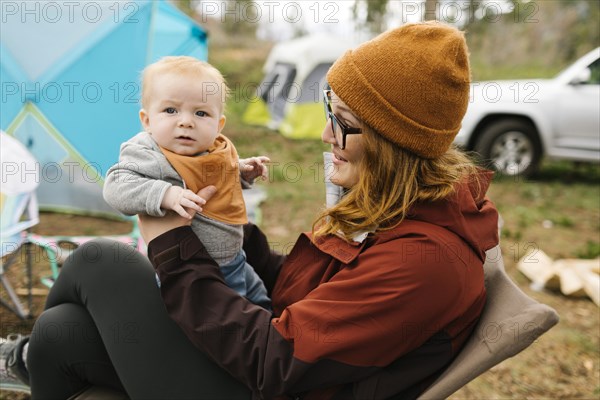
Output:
[326, 21, 471, 159]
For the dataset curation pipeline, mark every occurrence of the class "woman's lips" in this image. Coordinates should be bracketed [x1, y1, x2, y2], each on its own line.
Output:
[332, 152, 347, 163]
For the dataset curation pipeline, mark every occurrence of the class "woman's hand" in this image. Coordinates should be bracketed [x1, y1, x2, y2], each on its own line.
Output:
[138, 186, 217, 244]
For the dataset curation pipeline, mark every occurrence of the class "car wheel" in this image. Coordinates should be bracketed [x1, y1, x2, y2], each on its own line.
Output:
[474, 119, 542, 177]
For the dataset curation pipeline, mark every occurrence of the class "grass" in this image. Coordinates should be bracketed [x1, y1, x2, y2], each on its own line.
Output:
[488, 162, 600, 263]
[470, 58, 565, 81]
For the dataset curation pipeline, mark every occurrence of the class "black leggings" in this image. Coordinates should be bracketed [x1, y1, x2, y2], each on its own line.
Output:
[27, 239, 251, 400]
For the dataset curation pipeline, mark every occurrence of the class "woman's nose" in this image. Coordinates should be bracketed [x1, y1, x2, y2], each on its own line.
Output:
[321, 119, 336, 145]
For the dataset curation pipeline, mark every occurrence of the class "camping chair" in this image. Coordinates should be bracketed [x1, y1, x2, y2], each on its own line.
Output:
[67, 244, 559, 400]
[0, 131, 40, 320]
[0, 191, 39, 319]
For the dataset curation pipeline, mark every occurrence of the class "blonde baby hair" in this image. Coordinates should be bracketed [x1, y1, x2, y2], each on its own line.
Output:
[140, 56, 229, 111]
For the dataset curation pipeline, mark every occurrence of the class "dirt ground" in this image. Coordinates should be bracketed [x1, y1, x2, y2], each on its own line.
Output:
[1, 212, 599, 399]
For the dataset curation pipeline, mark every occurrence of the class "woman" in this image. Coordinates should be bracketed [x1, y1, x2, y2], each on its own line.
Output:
[2, 21, 498, 399]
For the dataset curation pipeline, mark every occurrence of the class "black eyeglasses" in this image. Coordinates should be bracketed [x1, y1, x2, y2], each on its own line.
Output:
[323, 89, 362, 150]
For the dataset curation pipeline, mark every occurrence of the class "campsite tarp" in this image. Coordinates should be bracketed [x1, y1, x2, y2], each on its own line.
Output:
[243, 33, 360, 140]
[0, 0, 207, 215]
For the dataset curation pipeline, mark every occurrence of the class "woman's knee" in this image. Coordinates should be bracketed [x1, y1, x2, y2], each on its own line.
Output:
[58, 239, 152, 284]
[28, 304, 101, 373]
[45, 239, 152, 308]
[66, 239, 147, 270]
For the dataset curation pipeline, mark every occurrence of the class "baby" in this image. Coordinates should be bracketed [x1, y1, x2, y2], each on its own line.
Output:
[103, 56, 271, 309]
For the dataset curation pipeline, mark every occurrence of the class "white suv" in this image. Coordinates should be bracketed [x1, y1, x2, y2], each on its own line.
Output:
[455, 47, 600, 176]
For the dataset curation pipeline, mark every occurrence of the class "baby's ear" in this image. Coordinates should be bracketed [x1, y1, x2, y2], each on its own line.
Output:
[139, 109, 150, 132]
[218, 114, 226, 133]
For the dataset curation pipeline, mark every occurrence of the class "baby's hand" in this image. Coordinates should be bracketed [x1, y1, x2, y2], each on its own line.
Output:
[161, 186, 205, 219]
[239, 156, 270, 183]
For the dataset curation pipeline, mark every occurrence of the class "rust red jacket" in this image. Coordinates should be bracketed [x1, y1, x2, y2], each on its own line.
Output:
[149, 173, 499, 399]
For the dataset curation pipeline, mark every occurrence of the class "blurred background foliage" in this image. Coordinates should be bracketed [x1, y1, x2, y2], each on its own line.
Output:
[354, 0, 599, 71]
[180, 0, 599, 80]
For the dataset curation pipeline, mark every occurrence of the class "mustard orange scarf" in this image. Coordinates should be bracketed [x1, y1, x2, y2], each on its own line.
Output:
[160, 135, 247, 225]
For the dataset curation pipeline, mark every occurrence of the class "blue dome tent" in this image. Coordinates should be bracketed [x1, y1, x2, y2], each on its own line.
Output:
[0, 0, 207, 215]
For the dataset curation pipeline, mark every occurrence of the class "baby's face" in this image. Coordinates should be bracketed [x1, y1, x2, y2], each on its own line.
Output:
[140, 72, 226, 156]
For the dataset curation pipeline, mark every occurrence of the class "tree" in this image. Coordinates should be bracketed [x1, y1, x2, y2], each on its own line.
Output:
[176, 0, 196, 16]
[352, 0, 389, 34]
[424, 0, 437, 21]
[463, 0, 477, 28]
[190, 0, 258, 38]
[465, 0, 600, 79]
[221, 0, 258, 37]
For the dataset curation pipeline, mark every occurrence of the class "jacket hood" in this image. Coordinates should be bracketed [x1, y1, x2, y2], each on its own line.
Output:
[405, 169, 499, 261]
